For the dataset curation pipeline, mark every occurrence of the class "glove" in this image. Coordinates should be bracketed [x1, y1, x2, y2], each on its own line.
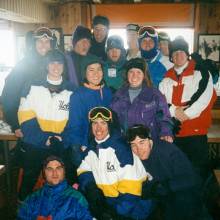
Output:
[49, 136, 64, 156]
[172, 118, 181, 135]
[84, 182, 107, 219]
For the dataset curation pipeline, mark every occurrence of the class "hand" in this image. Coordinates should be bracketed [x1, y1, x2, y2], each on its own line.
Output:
[175, 107, 189, 122]
[160, 136, 173, 143]
[15, 129, 23, 138]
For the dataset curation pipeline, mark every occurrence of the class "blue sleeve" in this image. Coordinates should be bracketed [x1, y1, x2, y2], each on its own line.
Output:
[115, 194, 154, 219]
[21, 118, 49, 147]
[62, 91, 89, 147]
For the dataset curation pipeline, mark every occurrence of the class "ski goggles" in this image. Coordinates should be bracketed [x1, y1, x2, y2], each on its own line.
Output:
[88, 107, 112, 122]
[34, 27, 53, 40]
[126, 124, 151, 142]
[138, 26, 158, 39]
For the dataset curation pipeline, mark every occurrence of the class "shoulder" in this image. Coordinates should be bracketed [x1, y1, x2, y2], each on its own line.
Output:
[64, 186, 88, 207]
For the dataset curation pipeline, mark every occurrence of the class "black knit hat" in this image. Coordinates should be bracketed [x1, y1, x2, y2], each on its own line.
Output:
[45, 49, 65, 66]
[93, 15, 110, 28]
[43, 155, 65, 170]
[124, 58, 146, 74]
[72, 25, 92, 46]
[106, 35, 124, 51]
[169, 36, 189, 62]
[126, 23, 140, 32]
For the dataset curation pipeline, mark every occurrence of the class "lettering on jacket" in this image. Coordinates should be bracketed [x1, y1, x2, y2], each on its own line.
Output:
[58, 100, 69, 111]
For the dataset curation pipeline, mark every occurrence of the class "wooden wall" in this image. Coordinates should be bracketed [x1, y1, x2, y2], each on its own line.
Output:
[47, 2, 92, 34]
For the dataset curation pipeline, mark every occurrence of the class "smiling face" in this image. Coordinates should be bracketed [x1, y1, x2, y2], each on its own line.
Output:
[86, 63, 103, 86]
[48, 62, 64, 81]
[35, 37, 51, 56]
[140, 37, 155, 51]
[92, 117, 109, 141]
[44, 160, 65, 185]
[127, 68, 144, 88]
[130, 136, 152, 160]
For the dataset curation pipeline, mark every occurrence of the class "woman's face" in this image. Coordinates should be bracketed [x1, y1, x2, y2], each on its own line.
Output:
[86, 63, 103, 86]
[127, 68, 144, 88]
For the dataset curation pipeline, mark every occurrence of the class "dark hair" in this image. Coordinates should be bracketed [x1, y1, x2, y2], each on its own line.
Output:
[93, 15, 110, 28]
[126, 124, 151, 143]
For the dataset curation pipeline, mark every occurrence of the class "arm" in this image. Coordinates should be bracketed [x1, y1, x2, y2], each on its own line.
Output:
[155, 89, 173, 141]
[184, 71, 214, 119]
[62, 91, 88, 147]
[115, 150, 153, 219]
[18, 88, 49, 147]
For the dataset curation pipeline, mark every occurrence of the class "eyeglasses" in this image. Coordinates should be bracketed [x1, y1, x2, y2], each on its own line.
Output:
[34, 27, 53, 40]
[94, 27, 107, 32]
[88, 107, 112, 122]
[138, 26, 158, 39]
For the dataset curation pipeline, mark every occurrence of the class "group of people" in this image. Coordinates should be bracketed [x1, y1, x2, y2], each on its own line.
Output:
[0, 14, 218, 220]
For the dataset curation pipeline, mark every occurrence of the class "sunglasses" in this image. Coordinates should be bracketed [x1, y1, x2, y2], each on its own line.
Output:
[138, 26, 158, 39]
[88, 107, 112, 122]
[34, 27, 53, 40]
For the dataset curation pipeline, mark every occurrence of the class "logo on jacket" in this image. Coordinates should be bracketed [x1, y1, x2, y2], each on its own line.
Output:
[106, 161, 116, 172]
[58, 100, 69, 111]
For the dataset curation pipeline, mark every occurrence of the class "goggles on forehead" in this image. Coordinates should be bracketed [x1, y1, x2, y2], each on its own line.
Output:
[138, 26, 158, 39]
[89, 107, 112, 122]
[34, 27, 53, 40]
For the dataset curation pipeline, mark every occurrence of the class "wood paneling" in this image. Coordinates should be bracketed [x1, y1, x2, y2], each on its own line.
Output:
[48, 2, 92, 34]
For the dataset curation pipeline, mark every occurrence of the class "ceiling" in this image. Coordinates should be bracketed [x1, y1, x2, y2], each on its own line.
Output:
[42, 0, 220, 4]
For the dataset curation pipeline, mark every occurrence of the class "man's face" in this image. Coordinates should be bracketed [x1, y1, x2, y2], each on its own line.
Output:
[107, 48, 121, 62]
[159, 40, 169, 56]
[92, 117, 109, 141]
[172, 50, 188, 68]
[93, 24, 108, 43]
[35, 37, 51, 56]
[140, 37, 155, 51]
[44, 160, 65, 185]
[48, 62, 64, 80]
[130, 136, 152, 160]
[74, 38, 91, 56]
[86, 63, 103, 86]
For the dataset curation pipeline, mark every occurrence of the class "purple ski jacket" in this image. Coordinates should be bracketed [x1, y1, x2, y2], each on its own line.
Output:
[110, 84, 173, 140]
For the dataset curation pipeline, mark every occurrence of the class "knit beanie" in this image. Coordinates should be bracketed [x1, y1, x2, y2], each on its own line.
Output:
[126, 23, 140, 32]
[124, 57, 146, 74]
[72, 25, 92, 47]
[106, 35, 124, 52]
[45, 49, 65, 66]
[93, 15, 110, 28]
[43, 155, 65, 170]
[169, 36, 189, 62]
[138, 26, 158, 60]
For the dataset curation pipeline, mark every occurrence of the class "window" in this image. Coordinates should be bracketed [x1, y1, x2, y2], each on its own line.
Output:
[0, 30, 15, 95]
[109, 28, 194, 53]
